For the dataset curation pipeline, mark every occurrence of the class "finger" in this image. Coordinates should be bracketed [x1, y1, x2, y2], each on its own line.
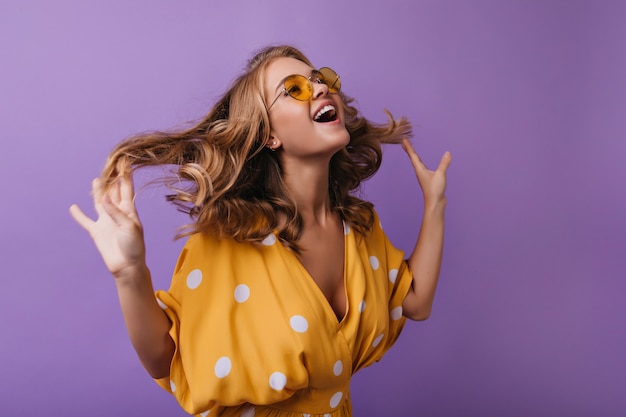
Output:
[69, 204, 95, 231]
[119, 172, 136, 212]
[101, 193, 133, 228]
[92, 178, 107, 217]
[401, 138, 418, 158]
[401, 138, 427, 172]
[109, 177, 122, 206]
[437, 151, 452, 173]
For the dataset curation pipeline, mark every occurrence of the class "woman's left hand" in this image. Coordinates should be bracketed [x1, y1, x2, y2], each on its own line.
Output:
[401, 138, 451, 207]
[400, 138, 451, 320]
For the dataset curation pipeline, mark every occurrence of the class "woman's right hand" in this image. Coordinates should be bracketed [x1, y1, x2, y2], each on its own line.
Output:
[71, 174, 175, 377]
[70, 173, 147, 280]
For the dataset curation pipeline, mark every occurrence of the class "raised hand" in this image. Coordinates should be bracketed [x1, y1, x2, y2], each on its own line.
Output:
[69, 174, 147, 279]
[400, 139, 451, 321]
[71, 175, 175, 376]
[401, 138, 451, 207]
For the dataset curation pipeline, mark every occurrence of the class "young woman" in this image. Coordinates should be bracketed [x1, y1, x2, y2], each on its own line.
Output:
[70, 45, 451, 417]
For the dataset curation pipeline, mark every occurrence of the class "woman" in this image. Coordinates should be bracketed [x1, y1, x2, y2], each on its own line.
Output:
[70, 45, 451, 417]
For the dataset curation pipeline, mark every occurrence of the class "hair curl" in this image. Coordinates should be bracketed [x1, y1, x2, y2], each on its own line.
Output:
[100, 45, 412, 251]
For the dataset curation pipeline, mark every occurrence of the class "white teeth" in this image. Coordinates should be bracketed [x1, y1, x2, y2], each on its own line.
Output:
[314, 105, 336, 121]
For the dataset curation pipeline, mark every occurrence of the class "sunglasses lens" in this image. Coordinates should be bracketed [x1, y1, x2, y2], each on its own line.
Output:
[284, 75, 313, 101]
[319, 67, 341, 93]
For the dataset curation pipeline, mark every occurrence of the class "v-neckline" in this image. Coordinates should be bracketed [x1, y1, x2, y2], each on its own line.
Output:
[280, 224, 349, 326]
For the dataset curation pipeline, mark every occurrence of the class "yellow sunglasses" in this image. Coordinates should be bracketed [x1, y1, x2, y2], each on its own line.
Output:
[267, 67, 341, 110]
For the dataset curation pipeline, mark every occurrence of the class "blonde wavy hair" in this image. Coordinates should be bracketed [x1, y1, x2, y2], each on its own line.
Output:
[100, 45, 412, 251]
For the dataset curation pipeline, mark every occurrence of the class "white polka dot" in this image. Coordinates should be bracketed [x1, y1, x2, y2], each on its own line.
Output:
[388, 269, 398, 284]
[234, 284, 250, 303]
[186, 269, 203, 289]
[170, 380, 176, 393]
[333, 360, 343, 376]
[391, 306, 403, 320]
[324, 414, 331, 417]
[330, 391, 343, 408]
[290, 315, 308, 333]
[262, 234, 276, 246]
[214, 356, 231, 378]
[200, 411, 210, 417]
[343, 222, 351, 235]
[302, 414, 311, 417]
[372, 333, 384, 348]
[156, 297, 167, 310]
[359, 300, 366, 312]
[241, 407, 255, 417]
[369, 256, 380, 270]
[269, 372, 287, 390]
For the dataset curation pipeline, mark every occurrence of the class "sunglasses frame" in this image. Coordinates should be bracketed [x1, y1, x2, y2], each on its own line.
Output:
[267, 67, 340, 111]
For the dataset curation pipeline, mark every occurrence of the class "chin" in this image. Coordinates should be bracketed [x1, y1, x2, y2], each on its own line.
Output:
[328, 133, 351, 156]
[338, 129, 351, 147]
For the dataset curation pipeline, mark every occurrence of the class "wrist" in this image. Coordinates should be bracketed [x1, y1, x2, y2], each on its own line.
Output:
[424, 196, 447, 213]
[113, 263, 151, 288]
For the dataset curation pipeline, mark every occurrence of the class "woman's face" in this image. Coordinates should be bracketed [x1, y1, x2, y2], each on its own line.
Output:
[264, 57, 349, 161]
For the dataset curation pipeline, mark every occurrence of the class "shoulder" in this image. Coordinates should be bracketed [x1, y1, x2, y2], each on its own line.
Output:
[354, 208, 405, 261]
[361, 207, 385, 241]
[174, 232, 240, 275]
[175, 231, 280, 272]
[182, 231, 267, 252]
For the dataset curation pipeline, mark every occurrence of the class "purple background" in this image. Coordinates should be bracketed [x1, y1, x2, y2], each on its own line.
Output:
[2, 1, 625, 416]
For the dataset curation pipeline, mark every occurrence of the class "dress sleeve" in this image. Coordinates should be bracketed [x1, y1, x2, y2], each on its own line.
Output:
[152, 233, 309, 415]
[152, 238, 192, 408]
[357, 210, 414, 368]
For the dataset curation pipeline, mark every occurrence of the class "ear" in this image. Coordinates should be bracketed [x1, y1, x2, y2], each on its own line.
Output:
[266, 136, 281, 151]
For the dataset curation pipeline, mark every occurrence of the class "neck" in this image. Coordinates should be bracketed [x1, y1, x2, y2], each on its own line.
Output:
[281, 158, 334, 226]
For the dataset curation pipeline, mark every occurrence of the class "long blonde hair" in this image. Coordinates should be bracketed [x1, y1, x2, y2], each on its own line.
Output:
[100, 45, 412, 251]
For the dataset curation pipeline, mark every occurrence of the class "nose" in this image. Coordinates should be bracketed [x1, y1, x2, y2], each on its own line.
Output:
[311, 81, 329, 100]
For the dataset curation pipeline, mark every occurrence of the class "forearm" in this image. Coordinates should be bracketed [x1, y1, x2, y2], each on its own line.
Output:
[114, 265, 175, 379]
[404, 199, 446, 320]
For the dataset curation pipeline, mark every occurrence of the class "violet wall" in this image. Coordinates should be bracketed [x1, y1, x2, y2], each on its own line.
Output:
[1, 1, 625, 416]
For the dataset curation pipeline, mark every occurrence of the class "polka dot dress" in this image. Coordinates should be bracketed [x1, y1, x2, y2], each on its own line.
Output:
[154, 211, 412, 417]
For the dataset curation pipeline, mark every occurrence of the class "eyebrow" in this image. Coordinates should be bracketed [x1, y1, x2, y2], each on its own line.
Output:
[274, 68, 318, 92]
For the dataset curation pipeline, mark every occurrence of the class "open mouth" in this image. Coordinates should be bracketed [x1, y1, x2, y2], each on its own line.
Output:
[313, 105, 337, 123]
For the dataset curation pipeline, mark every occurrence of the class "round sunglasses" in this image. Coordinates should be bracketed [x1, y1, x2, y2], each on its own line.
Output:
[267, 67, 341, 110]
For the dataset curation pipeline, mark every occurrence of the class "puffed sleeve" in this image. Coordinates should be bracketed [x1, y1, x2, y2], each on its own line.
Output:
[152, 238, 192, 408]
[375, 213, 414, 352]
[153, 233, 309, 415]
[350, 210, 414, 371]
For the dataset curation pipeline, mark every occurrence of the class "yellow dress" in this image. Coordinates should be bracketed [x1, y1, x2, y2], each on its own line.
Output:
[155, 212, 413, 417]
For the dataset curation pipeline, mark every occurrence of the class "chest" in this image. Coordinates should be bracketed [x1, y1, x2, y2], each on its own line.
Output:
[296, 224, 346, 320]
